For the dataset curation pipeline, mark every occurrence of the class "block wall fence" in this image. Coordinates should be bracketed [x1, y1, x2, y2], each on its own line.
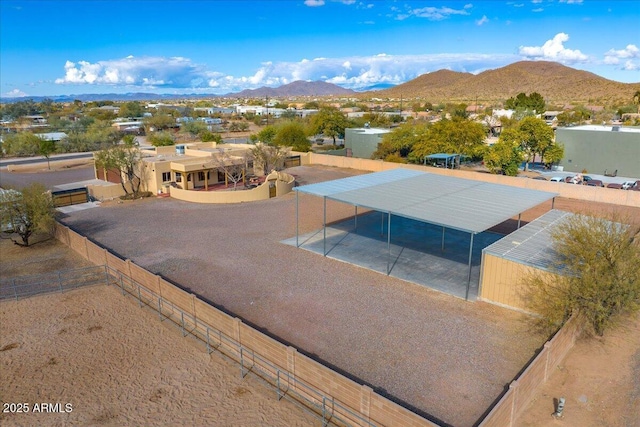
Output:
[54, 223, 582, 427]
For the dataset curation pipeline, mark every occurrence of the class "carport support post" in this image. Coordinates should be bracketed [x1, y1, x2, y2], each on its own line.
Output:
[466, 233, 474, 301]
[441, 227, 445, 251]
[518, 213, 522, 229]
[354, 206, 358, 232]
[387, 212, 392, 275]
[295, 191, 299, 247]
[323, 196, 327, 256]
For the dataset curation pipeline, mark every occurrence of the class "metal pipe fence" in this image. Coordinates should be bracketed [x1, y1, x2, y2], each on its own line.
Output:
[0, 265, 109, 301]
[105, 266, 378, 427]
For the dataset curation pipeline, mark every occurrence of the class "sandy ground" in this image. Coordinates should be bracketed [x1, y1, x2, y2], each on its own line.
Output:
[0, 238, 321, 427]
[516, 313, 640, 427]
[2, 163, 639, 427]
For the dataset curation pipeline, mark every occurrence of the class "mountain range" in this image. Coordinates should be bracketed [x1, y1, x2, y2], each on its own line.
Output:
[376, 61, 640, 104]
[1, 61, 639, 105]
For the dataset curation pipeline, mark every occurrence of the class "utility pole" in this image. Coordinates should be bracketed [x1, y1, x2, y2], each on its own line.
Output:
[265, 96, 269, 126]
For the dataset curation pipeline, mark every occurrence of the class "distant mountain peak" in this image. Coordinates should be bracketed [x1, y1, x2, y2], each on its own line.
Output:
[228, 80, 355, 98]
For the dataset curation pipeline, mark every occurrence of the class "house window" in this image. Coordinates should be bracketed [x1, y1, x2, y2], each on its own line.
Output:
[198, 171, 205, 181]
[175, 172, 182, 183]
[162, 172, 171, 182]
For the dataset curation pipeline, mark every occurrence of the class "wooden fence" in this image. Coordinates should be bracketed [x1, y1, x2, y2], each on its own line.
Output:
[53, 222, 581, 427]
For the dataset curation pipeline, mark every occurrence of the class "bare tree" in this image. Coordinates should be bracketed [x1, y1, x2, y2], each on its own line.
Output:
[215, 149, 250, 190]
[250, 143, 289, 176]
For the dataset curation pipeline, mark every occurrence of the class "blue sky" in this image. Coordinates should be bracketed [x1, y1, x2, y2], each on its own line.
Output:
[1, 0, 639, 98]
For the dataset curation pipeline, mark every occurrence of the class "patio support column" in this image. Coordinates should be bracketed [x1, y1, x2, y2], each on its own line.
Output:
[381, 212, 384, 235]
[295, 191, 299, 247]
[552, 197, 555, 209]
[323, 196, 327, 256]
[386, 212, 392, 275]
[204, 170, 208, 190]
[354, 206, 358, 232]
[441, 227, 445, 251]
[517, 213, 522, 229]
[465, 233, 475, 301]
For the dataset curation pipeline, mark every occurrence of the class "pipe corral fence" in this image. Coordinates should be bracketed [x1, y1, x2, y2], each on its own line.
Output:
[0, 222, 583, 427]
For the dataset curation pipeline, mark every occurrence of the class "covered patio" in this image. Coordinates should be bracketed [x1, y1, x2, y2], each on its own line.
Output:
[285, 169, 557, 300]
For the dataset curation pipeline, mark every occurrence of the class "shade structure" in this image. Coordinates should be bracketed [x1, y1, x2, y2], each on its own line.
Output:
[293, 168, 558, 300]
[295, 169, 558, 234]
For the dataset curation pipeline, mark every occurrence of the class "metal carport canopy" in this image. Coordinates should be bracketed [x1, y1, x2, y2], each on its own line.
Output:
[294, 169, 558, 234]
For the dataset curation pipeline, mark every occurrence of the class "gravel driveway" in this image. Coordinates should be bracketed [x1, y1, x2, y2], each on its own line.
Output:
[60, 165, 545, 427]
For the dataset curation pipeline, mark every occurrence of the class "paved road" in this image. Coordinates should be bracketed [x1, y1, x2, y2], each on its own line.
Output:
[0, 152, 93, 167]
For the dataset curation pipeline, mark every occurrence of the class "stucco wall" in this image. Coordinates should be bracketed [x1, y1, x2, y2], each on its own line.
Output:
[309, 153, 640, 207]
[557, 127, 640, 177]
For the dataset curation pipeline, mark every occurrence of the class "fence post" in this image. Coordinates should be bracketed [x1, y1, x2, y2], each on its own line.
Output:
[360, 385, 372, 424]
[119, 273, 125, 296]
[509, 380, 519, 427]
[206, 327, 211, 354]
[137, 283, 142, 307]
[157, 296, 162, 321]
[181, 312, 185, 336]
[103, 265, 110, 286]
[13, 278, 18, 301]
[543, 341, 552, 381]
[287, 346, 297, 392]
[58, 271, 63, 293]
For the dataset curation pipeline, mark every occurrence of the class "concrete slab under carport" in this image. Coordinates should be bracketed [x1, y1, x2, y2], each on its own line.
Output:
[282, 211, 504, 300]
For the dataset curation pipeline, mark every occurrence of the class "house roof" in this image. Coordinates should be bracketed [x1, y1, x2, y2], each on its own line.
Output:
[295, 169, 557, 234]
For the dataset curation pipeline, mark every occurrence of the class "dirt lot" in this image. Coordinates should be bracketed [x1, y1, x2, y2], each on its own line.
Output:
[56, 165, 552, 426]
[0, 237, 320, 427]
[3, 163, 639, 426]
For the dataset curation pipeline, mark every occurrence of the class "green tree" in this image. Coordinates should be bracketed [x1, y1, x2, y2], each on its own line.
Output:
[200, 131, 222, 143]
[38, 138, 57, 170]
[273, 121, 311, 152]
[373, 121, 428, 159]
[633, 90, 640, 114]
[542, 141, 564, 167]
[517, 117, 554, 171]
[483, 138, 522, 176]
[256, 125, 277, 144]
[180, 120, 208, 137]
[525, 214, 640, 336]
[410, 118, 486, 161]
[94, 139, 143, 197]
[0, 183, 55, 247]
[144, 113, 176, 132]
[308, 107, 349, 144]
[1, 132, 41, 156]
[119, 101, 144, 118]
[147, 131, 175, 147]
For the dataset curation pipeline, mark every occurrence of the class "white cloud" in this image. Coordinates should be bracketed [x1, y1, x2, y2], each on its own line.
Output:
[304, 0, 324, 6]
[559, 0, 583, 4]
[476, 15, 489, 26]
[53, 53, 522, 94]
[404, 5, 472, 21]
[622, 60, 639, 71]
[3, 88, 28, 98]
[603, 44, 639, 64]
[55, 56, 221, 88]
[519, 33, 588, 63]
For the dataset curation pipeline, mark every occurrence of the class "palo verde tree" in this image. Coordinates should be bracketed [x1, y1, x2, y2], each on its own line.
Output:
[273, 121, 311, 152]
[483, 137, 523, 176]
[94, 136, 144, 197]
[0, 183, 56, 247]
[525, 214, 640, 336]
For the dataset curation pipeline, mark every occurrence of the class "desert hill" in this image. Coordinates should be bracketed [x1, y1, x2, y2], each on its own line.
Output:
[373, 61, 640, 105]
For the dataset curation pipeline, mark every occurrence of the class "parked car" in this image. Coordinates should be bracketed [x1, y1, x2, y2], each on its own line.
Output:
[621, 180, 638, 190]
[550, 176, 564, 182]
[606, 183, 623, 189]
[585, 180, 604, 187]
[532, 176, 547, 181]
[582, 175, 594, 184]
